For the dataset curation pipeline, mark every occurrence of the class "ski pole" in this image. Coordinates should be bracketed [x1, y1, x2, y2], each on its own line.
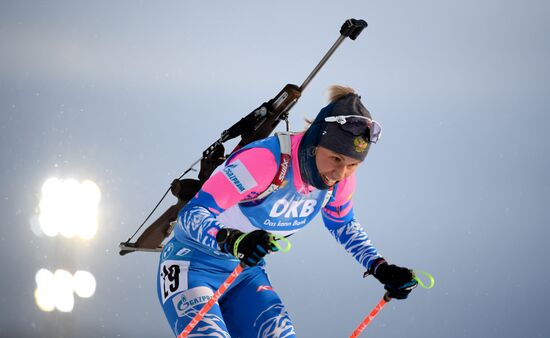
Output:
[178, 236, 291, 337]
[178, 262, 244, 338]
[349, 292, 391, 338]
[349, 270, 435, 338]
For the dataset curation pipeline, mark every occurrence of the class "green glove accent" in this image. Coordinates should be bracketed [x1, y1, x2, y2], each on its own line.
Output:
[413, 270, 435, 289]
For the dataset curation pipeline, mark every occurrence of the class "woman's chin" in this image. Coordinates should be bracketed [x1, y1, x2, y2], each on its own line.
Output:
[322, 175, 337, 187]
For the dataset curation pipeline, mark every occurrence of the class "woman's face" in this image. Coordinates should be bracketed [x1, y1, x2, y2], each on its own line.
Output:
[315, 146, 361, 187]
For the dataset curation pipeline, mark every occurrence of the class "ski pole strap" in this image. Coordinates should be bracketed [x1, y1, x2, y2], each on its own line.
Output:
[232, 233, 248, 257]
[269, 234, 292, 253]
[413, 270, 435, 289]
[232, 233, 292, 257]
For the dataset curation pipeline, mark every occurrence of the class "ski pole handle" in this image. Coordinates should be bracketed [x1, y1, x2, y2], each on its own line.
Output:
[350, 270, 435, 337]
[383, 291, 392, 302]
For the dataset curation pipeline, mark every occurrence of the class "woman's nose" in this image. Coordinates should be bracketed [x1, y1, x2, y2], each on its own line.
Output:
[332, 165, 347, 181]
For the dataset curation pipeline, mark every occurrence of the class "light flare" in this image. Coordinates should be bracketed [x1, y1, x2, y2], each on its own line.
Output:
[34, 268, 97, 312]
[38, 177, 100, 239]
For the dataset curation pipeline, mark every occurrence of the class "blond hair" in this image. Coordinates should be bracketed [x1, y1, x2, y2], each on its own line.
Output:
[327, 85, 356, 103]
[302, 85, 357, 129]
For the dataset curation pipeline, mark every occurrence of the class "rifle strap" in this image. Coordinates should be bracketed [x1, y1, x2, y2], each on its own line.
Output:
[240, 132, 333, 206]
[239, 132, 292, 203]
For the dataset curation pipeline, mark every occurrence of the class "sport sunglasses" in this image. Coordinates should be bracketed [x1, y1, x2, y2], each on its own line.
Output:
[323, 115, 382, 143]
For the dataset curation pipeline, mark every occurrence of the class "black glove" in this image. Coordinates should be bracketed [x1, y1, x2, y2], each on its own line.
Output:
[216, 228, 279, 266]
[369, 258, 417, 300]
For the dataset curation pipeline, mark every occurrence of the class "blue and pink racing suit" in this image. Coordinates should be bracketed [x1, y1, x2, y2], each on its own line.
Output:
[157, 133, 382, 337]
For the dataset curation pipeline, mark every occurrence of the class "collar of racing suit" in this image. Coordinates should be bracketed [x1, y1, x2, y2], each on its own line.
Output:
[298, 129, 330, 190]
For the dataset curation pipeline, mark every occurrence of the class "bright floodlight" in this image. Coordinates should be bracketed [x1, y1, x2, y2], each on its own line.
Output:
[35, 269, 97, 312]
[38, 177, 101, 239]
[53, 269, 74, 312]
[73, 270, 96, 298]
[34, 269, 55, 312]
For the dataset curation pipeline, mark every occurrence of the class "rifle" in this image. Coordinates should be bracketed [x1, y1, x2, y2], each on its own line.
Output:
[119, 18, 368, 255]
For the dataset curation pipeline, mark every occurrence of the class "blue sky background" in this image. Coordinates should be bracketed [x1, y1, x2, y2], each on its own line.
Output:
[1, 1, 549, 337]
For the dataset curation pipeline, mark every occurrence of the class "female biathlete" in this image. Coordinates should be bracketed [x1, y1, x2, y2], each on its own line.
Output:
[157, 85, 417, 337]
